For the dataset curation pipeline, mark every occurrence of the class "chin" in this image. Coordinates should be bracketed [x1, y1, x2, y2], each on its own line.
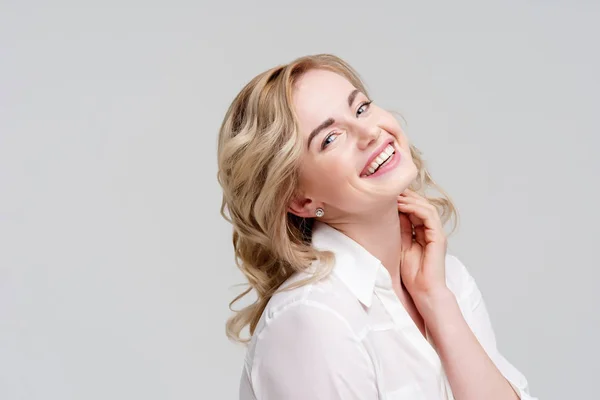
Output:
[393, 170, 417, 192]
[390, 158, 419, 193]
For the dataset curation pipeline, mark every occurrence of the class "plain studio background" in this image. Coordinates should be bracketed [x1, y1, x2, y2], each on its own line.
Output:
[1, 1, 598, 399]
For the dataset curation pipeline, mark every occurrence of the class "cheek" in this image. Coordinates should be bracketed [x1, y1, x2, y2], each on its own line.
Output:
[377, 112, 412, 153]
[301, 157, 354, 201]
[380, 114, 405, 140]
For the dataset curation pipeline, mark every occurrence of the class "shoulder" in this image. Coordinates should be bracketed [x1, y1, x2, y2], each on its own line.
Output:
[248, 298, 368, 373]
[244, 268, 372, 370]
[252, 266, 368, 338]
[244, 293, 377, 399]
[257, 299, 362, 348]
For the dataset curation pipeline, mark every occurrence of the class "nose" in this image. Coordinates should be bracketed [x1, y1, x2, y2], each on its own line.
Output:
[356, 123, 381, 150]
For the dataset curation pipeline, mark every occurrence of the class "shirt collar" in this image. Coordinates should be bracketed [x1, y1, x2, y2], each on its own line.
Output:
[311, 220, 392, 308]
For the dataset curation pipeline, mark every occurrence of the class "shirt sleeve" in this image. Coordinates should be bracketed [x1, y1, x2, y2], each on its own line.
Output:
[449, 255, 539, 400]
[249, 302, 379, 400]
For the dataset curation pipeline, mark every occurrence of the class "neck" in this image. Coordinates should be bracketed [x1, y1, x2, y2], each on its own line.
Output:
[328, 201, 403, 288]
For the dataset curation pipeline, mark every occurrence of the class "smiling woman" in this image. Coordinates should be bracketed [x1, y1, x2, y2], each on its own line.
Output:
[216, 54, 537, 400]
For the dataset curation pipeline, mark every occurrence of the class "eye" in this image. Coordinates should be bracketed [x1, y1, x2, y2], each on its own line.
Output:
[321, 131, 339, 150]
[320, 100, 373, 151]
[356, 100, 373, 117]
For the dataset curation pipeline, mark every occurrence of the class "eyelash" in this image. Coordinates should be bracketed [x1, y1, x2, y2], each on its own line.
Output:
[321, 100, 374, 150]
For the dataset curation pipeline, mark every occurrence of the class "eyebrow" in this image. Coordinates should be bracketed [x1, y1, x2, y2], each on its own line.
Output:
[306, 89, 361, 150]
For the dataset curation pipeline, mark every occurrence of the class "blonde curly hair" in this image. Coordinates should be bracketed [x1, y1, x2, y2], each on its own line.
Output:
[217, 54, 459, 345]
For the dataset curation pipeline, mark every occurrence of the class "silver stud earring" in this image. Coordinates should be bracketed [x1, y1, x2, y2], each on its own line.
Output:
[315, 208, 324, 217]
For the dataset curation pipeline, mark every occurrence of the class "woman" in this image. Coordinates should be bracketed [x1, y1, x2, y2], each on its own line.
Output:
[217, 54, 537, 400]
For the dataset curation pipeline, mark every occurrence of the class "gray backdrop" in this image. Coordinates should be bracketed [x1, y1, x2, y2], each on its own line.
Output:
[1, 1, 598, 399]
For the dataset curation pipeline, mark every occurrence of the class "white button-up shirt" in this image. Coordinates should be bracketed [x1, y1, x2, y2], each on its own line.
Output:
[239, 220, 537, 399]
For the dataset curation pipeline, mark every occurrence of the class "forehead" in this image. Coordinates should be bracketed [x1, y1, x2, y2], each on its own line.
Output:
[292, 69, 356, 132]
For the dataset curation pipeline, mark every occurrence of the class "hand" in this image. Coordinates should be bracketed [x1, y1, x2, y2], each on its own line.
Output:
[397, 189, 448, 299]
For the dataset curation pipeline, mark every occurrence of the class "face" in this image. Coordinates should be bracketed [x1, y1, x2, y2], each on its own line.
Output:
[289, 68, 418, 220]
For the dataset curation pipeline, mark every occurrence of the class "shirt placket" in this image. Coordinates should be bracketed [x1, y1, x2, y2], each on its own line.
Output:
[374, 283, 452, 399]
[374, 286, 442, 369]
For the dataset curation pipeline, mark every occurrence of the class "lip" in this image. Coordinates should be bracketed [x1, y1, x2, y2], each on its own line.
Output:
[360, 138, 396, 176]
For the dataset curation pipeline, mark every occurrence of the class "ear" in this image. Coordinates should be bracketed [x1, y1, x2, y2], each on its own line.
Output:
[287, 196, 317, 219]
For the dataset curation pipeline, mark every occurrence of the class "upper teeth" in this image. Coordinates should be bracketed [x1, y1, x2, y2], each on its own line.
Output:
[366, 144, 395, 175]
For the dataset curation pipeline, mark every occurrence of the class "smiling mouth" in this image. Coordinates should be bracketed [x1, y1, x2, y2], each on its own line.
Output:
[361, 143, 396, 177]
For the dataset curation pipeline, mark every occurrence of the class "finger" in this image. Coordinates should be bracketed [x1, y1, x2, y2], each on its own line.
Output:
[396, 202, 443, 242]
[400, 202, 441, 232]
[399, 188, 420, 199]
[398, 203, 427, 246]
[409, 213, 427, 248]
[398, 194, 442, 229]
[399, 212, 413, 252]
[399, 192, 436, 212]
[398, 197, 425, 221]
[398, 191, 424, 203]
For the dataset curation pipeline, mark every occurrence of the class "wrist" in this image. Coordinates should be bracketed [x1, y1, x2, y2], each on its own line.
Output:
[412, 287, 457, 320]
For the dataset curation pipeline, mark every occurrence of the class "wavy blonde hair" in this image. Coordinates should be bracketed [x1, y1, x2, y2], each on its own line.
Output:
[217, 54, 459, 345]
